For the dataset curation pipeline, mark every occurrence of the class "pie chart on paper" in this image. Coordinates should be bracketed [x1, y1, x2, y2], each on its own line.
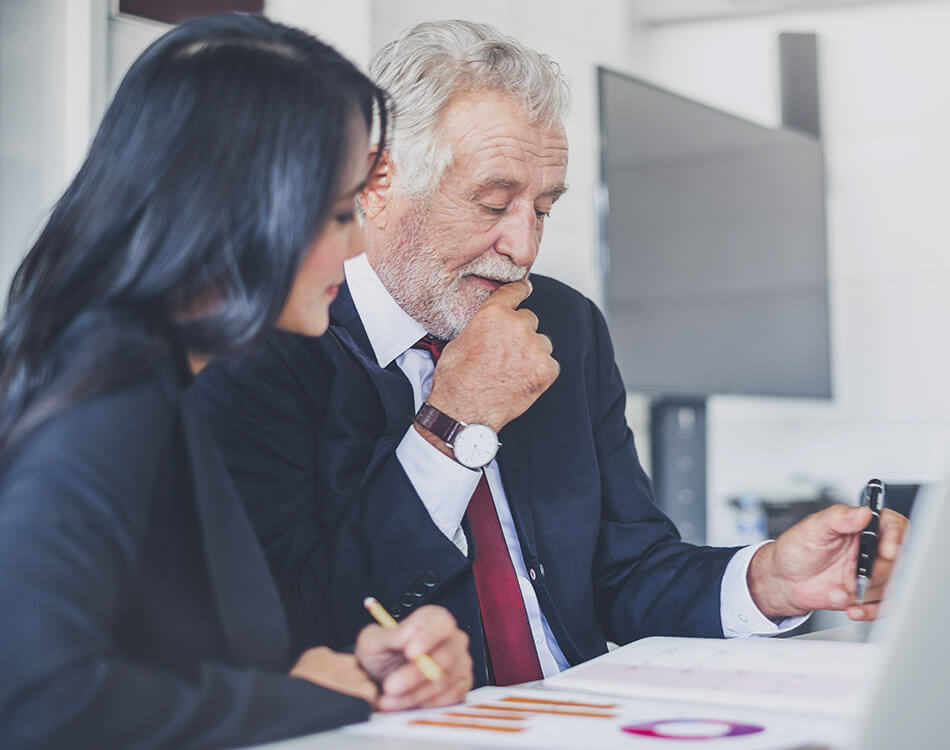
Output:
[622, 718, 765, 740]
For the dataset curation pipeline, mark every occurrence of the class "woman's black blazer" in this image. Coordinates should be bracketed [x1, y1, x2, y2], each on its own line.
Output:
[0, 354, 370, 749]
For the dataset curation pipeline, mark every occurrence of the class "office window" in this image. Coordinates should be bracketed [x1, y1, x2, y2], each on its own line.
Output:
[118, 0, 264, 25]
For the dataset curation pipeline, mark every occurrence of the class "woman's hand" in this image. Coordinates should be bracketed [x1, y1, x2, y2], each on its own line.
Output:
[355, 605, 473, 712]
[289, 646, 379, 706]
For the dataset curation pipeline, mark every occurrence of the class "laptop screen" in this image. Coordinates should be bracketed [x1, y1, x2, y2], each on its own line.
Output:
[852, 481, 948, 749]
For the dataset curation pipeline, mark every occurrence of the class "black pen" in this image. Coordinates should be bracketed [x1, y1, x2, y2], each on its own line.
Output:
[856, 478, 885, 604]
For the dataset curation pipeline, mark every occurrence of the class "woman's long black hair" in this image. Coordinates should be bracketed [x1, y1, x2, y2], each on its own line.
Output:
[0, 13, 387, 452]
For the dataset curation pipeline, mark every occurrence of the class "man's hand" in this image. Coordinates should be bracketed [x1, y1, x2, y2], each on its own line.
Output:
[425, 279, 559, 435]
[355, 605, 473, 712]
[747, 504, 909, 621]
[289, 646, 379, 706]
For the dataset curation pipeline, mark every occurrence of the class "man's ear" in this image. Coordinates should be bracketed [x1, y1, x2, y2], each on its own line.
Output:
[360, 148, 395, 230]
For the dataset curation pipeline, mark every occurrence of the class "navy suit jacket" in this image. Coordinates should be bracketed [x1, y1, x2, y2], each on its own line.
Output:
[0, 346, 370, 749]
[198, 275, 739, 685]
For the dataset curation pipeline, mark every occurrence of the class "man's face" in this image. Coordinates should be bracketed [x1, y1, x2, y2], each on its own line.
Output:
[372, 90, 569, 339]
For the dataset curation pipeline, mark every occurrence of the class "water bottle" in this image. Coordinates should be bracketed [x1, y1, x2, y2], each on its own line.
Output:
[733, 494, 767, 544]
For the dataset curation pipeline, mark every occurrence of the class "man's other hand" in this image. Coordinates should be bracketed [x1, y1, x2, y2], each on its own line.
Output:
[747, 504, 909, 622]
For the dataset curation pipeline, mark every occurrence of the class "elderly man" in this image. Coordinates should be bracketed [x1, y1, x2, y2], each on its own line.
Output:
[198, 20, 906, 687]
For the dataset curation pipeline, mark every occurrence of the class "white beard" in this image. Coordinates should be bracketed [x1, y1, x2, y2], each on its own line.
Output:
[374, 204, 529, 340]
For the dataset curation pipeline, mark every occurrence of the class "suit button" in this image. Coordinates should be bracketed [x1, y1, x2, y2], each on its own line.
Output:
[529, 567, 537, 581]
[411, 582, 427, 598]
[400, 594, 415, 608]
[422, 571, 439, 587]
[390, 604, 405, 619]
[538, 563, 545, 577]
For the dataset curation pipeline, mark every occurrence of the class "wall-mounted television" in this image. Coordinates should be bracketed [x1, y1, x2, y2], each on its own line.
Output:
[599, 67, 831, 399]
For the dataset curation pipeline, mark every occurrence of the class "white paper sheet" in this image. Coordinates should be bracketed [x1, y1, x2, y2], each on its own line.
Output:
[345, 686, 848, 749]
[544, 637, 879, 716]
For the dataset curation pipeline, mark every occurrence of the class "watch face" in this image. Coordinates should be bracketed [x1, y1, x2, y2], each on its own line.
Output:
[453, 423, 499, 469]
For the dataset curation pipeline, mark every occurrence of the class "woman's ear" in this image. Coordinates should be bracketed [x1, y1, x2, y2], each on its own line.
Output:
[359, 149, 395, 229]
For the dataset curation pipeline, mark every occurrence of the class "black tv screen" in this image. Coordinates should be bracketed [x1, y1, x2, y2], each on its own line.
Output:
[599, 67, 831, 399]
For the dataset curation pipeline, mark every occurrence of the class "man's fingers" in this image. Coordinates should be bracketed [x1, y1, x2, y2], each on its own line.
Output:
[878, 508, 908, 560]
[536, 332, 553, 355]
[486, 278, 532, 310]
[847, 601, 880, 621]
[866, 554, 895, 595]
[827, 587, 850, 608]
[516, 307, 540, 331]
[815, 504, 872, 538]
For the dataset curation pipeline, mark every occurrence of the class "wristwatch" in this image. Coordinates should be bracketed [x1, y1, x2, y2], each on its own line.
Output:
[414, 402, 499, 469]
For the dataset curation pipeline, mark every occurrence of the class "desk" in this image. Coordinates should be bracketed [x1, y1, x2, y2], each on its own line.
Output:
[792, 621, 872, 643]
[251, 626, 868, 750]
[252, 709, 507, 750]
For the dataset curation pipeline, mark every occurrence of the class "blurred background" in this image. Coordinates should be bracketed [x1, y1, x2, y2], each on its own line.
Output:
[3, 1, 948, 580]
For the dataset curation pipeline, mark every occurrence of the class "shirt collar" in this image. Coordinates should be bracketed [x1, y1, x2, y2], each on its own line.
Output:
[344, 253, 427, 368]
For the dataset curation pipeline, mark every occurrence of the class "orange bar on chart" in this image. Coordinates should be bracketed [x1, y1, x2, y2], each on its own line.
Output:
[444, 711, 529, 721]
[500, 695, 619, 709]
[409, 718, 526, 733]
[471, 703, 617, 719]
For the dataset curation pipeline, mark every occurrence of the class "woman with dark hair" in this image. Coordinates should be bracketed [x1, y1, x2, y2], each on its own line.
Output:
[0, 14, 471, 750]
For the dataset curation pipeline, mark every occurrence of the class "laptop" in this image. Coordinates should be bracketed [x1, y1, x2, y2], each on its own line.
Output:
[850, 479, 948, 749]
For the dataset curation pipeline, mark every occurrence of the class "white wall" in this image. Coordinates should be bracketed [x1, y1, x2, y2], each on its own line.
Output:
[0, 0, 107, 290]
[629, 0, 950, 545]
[266, 0, 371, 68]
[107, 12, 166, 96]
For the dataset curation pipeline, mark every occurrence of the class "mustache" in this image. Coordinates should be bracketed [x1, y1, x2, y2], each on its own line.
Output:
[458, 255, 529, 284]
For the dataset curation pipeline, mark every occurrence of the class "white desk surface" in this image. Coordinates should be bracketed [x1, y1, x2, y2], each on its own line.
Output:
[252, 730, 490, 749]
[249, 625, 872, 750]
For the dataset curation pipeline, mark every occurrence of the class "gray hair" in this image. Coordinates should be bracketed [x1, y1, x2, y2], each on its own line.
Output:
[369, 19, 571, 196]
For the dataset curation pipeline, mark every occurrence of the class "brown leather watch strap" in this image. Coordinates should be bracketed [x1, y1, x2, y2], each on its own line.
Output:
[414, 402, 465, 446]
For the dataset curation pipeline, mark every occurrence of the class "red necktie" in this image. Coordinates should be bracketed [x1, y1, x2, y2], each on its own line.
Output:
[412, 336, 544, 686]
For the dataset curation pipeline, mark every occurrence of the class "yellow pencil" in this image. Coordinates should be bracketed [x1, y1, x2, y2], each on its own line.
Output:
[363, 596, 444, 683]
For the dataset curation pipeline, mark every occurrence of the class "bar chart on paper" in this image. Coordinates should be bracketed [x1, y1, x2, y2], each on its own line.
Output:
[545, 636, 879, 715]
[346, 686, 849, 748]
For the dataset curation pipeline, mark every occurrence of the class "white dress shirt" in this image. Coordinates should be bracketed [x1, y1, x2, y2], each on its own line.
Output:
[344, 253, 808, 677]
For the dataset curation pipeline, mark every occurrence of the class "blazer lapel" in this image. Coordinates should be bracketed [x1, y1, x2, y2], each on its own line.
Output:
[329, 284, 415, 437]
[178, 386, 290, 670]
[497, 415, 539, 561]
